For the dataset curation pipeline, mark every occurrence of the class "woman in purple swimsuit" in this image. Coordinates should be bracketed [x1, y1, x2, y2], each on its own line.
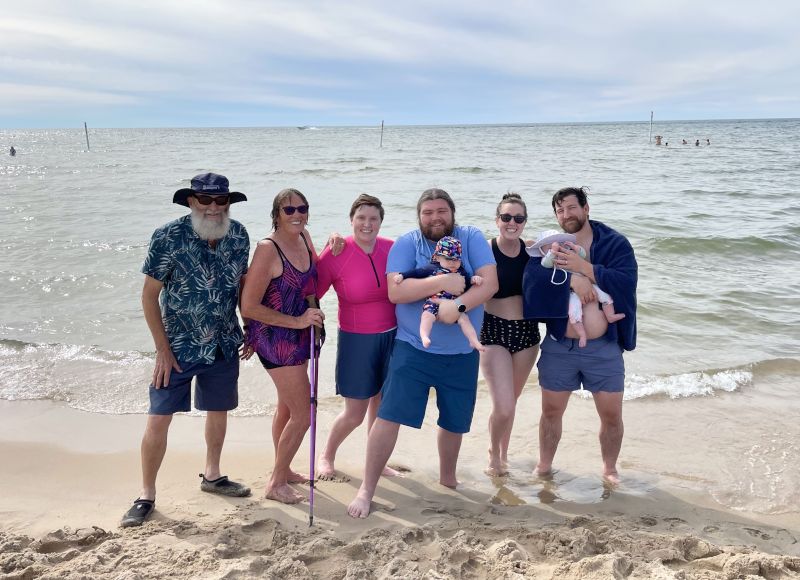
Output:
[241, 188, 325, 504]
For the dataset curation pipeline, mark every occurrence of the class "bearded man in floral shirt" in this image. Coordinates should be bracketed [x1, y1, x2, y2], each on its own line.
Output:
[121, 173, 252, 527]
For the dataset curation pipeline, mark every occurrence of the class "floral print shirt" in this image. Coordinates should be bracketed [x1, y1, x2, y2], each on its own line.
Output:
[142, 215, 250, 364]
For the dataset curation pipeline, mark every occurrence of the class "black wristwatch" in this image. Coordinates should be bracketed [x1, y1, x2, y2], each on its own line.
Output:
[454, 298, 467, 313]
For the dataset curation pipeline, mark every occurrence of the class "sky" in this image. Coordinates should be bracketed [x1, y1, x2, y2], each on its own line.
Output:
[2, 0, 799, 128]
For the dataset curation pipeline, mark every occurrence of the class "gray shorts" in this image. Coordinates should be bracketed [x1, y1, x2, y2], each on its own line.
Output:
[537, 334, 624, 393]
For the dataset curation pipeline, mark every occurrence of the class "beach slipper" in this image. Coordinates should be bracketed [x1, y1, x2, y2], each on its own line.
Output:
[199, 474, 252, 497]
[120, 498, 155, 528]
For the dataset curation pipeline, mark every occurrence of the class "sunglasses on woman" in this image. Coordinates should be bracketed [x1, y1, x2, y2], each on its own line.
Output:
[281, 204, 309, 215]
[499, 213, 527, 224]
[194, 194, 230, 206]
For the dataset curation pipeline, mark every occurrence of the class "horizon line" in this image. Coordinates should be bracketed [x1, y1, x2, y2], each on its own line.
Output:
[2, 116, 798, 131]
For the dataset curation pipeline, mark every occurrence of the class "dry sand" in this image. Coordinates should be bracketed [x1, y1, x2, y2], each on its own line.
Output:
[1, 399, 799, 579]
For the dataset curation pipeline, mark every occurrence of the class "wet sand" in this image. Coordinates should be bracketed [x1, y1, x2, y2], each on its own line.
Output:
[1, 376, 799, 579]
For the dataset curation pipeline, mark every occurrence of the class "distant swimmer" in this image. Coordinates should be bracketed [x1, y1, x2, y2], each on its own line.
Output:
[654, 135, 663, 146]
[706, 138, 711, 145]
[682, 139, 688, 145]
[695, 139, 700, 146]
[9, 146, 15, 156]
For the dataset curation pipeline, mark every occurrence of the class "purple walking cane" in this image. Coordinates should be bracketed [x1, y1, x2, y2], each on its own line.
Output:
[308, 317, 321, 526]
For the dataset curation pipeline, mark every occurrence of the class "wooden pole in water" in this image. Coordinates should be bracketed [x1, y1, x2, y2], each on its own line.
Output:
[380, 120, 384, 148]
[648, 111, 653, 144]
[84, 122, 90, 150]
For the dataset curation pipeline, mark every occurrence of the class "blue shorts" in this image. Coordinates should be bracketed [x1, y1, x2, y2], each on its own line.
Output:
[537, 334, 625, 393]
[336, 328, 396, 399]
[378, 339, 479, 433]
[149, 354, 239, 415]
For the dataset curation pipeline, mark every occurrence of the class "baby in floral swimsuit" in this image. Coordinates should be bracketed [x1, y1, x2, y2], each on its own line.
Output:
[394, 236, 484, 351]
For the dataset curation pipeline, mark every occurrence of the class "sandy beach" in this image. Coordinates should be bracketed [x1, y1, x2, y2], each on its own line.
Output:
[2, 381, 799, 580]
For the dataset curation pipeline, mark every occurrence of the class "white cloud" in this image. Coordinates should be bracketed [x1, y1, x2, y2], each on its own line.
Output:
[2, 0, 799, 125]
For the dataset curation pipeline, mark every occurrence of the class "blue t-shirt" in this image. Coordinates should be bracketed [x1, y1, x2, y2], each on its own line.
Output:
[142, 215, 250, 364]
[387, 226, 495, 355]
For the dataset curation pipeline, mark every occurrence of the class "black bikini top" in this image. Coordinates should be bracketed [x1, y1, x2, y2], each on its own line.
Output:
[492, 238, 528, 299]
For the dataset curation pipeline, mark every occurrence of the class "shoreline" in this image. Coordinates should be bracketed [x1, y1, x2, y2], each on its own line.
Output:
[1, 399, 799, 578]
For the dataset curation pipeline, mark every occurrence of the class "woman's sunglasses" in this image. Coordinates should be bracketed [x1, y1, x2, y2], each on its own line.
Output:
[499, 213, 527, 224]
[282, 204, 309, 216]
[194, 194, 230, 206]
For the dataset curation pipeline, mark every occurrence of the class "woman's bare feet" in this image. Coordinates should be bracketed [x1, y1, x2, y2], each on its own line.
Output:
[381, 465, 402, 477]
[347, 490, 372, 518]
[439, 476, 460, 489]
[265, 483, 305, 504]
[485, 449, 509, 477]
[534, 463, 554, 479]
[317, 457, 337, 481]
[287, 470, 310, 484]
[602, 470, 621, 486]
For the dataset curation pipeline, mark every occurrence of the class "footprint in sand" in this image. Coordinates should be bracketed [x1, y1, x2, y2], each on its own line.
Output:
[317, 472, 351, 483]
[744, 527, 772, 540]
[32, 527, 111, 554]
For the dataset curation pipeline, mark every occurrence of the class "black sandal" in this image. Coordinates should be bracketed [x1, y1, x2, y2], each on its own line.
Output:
[120, 498, 155, 528]
[199, 474, 251, 497]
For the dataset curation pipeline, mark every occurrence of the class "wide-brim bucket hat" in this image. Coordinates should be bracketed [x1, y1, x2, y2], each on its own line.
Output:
[173, 172, 247, 207]
[526, 229, 576, 257]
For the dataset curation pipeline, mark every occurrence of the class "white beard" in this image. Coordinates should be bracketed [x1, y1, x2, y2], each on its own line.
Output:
[190, 207, 231, 241]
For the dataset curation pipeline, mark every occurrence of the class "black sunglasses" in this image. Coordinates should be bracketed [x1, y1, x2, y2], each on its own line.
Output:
[194, 194, 230, 206]
[282, 204, 309, 215]
[499, 213, 527, 224]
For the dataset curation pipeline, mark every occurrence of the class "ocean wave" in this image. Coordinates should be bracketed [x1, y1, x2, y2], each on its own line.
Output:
[645, 235, 798, 255]
[3, 339, 797, 413]
[0, 339, 152, 414]
[619, 358, 799, 401]
[0, 340, 288, 416]
[449, 166, 500, 174]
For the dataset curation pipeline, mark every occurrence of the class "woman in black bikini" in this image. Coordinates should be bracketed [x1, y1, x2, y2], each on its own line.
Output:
[480, 193, 540, 476]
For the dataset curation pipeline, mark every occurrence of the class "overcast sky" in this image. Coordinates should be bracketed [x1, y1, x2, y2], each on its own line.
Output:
[2, 0, 799, 127]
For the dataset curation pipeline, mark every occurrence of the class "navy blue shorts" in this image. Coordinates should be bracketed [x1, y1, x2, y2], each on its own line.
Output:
[377, 339, 479, 433]
[149, 353, 239, 415]
[336, 328, 396, 399]
[537, 334, 625, 393]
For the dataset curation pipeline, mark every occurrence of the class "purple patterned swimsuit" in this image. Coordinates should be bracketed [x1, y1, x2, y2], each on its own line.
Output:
[248, 236, 316, 366]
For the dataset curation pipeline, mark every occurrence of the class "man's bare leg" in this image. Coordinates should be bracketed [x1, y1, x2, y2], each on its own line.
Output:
[204, 411, 227, 480]
[438, 427, 463, 488]
[535, 389, 572, 476]
[347, 418, 400, 518]
[139, 414, 173, 501]
[593, 390, 624, 484]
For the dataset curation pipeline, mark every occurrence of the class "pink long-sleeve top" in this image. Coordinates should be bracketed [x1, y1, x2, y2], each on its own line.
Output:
[316, 236, 397, 334]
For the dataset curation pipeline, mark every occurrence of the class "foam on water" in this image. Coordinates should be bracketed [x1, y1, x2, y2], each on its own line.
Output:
[623, 368, 751, 400]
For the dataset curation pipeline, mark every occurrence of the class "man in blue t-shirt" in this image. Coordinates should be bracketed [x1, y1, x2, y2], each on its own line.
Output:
[121, 173, 252, 528]
[347, 188, 498, 519]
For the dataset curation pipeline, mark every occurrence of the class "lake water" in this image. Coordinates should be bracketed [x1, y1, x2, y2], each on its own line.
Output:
[2, 120, 799, 514]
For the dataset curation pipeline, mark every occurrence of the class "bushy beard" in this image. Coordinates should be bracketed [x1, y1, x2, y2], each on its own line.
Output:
[560, 215, 586, 234]
[420, 220, 455, 242]
[191, 207, 231, 241]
